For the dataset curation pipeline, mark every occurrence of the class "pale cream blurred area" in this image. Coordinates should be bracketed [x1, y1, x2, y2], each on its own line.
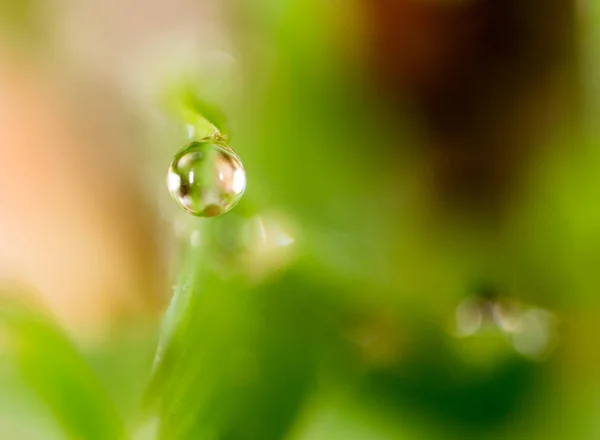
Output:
[0, 50, 163, 340]
[0, 0, 228, 340]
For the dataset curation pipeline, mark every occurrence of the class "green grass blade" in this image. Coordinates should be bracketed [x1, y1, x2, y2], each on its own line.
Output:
[0, 297, 127, 440]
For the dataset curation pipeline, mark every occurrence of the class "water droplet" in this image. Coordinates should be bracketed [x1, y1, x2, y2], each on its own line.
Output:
[167, 139, 246, 217]
[452, 295, 559, 361]
[455, 297, 483, 337]
[511, 308, 559, 361]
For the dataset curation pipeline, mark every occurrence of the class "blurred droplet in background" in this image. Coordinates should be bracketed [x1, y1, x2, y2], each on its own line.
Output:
[454, 295, 559, 361]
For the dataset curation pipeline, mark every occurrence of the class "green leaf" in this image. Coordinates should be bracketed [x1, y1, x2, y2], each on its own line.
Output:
[146, 221, 322, 440]
[0, 296, 127, 440]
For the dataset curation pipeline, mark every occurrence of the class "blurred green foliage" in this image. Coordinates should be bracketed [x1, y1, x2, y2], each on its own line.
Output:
[0, 0, 47, 46]
[1, 0, 600, 439]
[0, 296, 126, 439]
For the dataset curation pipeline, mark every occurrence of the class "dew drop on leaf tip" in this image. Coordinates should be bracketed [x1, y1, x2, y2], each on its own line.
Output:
[167, 138, 246, 217]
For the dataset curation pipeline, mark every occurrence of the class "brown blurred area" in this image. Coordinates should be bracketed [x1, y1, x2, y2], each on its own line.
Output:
[363, 0, 577, 214]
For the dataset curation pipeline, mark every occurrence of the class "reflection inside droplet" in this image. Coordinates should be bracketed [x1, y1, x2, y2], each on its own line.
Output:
[167, 139, 246, 217]
[167, 172, 181, 192]
[233, 169, 246, 194]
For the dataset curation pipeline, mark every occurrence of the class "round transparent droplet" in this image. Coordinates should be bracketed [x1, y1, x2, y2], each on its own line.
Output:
[167, 140, 246, 217]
